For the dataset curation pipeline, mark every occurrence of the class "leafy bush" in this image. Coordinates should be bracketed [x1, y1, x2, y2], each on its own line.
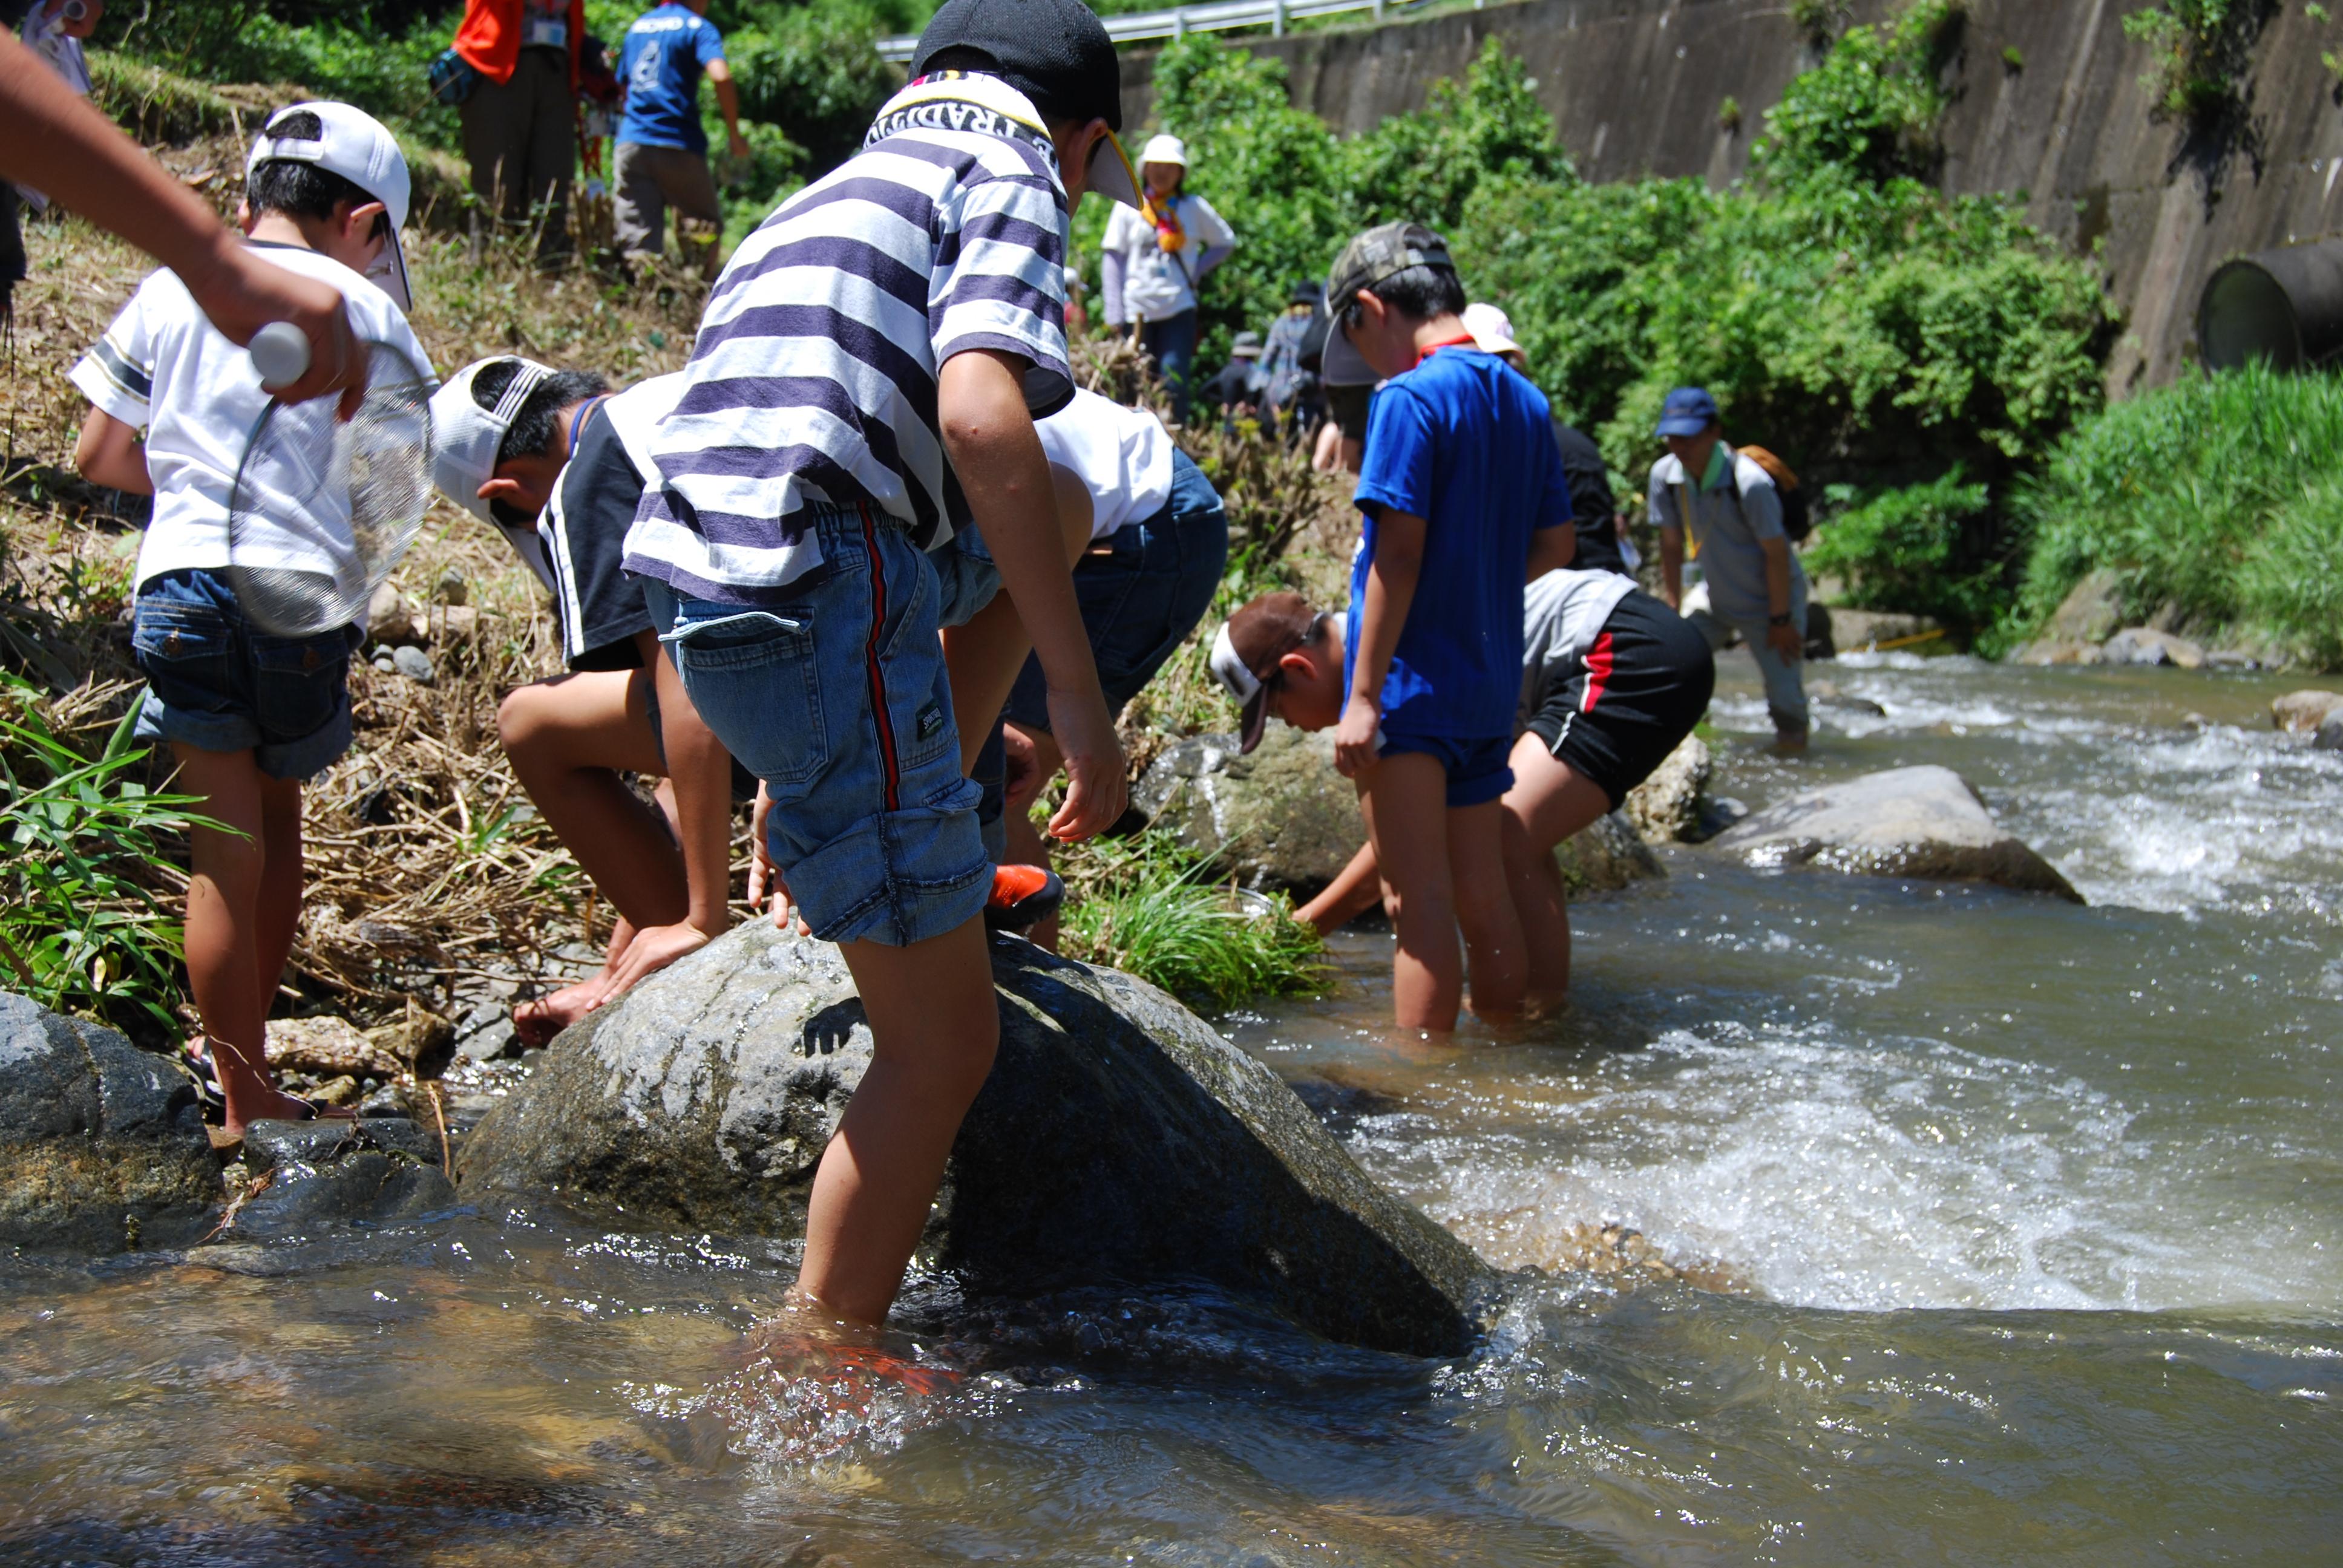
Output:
[1, 679, 222, 1041]
[1753, 0, 1964, 186]
[1806, 467, 2000, 637]
[2123, 0, 2266, 117]
[2014, 364, 2343, 664]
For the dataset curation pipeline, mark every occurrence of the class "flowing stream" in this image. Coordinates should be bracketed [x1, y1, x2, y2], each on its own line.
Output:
[6, 652, 2342, 1564]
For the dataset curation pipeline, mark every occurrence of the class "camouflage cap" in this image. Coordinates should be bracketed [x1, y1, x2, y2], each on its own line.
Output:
[1324, 221, 1454, 313]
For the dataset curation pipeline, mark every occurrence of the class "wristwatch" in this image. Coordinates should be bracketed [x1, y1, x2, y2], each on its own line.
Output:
[1768, 612, 1794, 627]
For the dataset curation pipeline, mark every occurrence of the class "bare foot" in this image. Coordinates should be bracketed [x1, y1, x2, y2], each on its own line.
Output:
[223, 1087, 356, 1140]
[513, 972, 614, 1048]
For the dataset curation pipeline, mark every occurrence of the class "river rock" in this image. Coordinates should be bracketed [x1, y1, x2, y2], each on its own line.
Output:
[1624, 733, 1711, 844]
[1823, 608, 1950, 654]
[2316, 715, 2343, 753]
[266, 1014, 405, 1079]
[2272, 690, 2343, 733]
[365, 580, 419, 645]
[1556, 811, 1666, 890]
[2100, 627, 2206, 668]
[226, 1117, 457, 1240]
[459, 923, 1492, 1355]
[0, 991, 220, 1253]
[2042, 567, 2126, 644]
[1709, 765, 2083, 901]
[1129, 727, 1366, 893]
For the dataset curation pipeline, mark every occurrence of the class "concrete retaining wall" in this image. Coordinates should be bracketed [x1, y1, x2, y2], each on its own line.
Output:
[1117, 0, 2343, 390]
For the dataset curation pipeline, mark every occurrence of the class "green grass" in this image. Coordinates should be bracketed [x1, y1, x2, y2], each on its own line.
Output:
[2013, 364, 2343, 665]
[1056, 829, 1329, 1008]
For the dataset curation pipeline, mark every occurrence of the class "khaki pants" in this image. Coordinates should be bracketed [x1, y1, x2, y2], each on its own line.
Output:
[612, 141, 722, 274]
[459, 47, 574, 266]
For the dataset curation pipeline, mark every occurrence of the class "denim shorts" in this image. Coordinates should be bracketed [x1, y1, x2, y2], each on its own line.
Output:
[1378, 728, 1515, 809]
[129, 567, 356, 781]
[929, 519, 1000, 631]
[1003, 448, 1230, 733]
[640, 506, 988, 947]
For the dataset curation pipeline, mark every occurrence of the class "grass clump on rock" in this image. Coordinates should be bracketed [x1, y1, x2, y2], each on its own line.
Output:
[1055, 829, 1329, 1009]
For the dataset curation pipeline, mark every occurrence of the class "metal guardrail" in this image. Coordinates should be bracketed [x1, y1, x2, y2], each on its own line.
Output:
[876, 0, 1426, 63]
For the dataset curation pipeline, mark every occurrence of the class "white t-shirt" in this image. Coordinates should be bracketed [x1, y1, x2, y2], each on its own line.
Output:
[1518, 567, 1637, 719]
[1104, 192, 1234, 322]
[70, 244, 436, 592]
[1036, 387, 1176, 541]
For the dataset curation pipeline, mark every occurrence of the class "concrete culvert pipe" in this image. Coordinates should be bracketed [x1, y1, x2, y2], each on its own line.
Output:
[2198, 240, 2343, 373]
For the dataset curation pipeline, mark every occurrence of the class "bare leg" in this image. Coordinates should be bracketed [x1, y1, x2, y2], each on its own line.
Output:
[1501, 733, 1614, 1006]
[169, 744, 328, 1135]
[499, 671, 681, 1040]
[796, 919, 1001, 1324]
[1447, 797, 1526, 1021]
[251, 772, 305, 1015]
[1355, 751, 1466, 1031]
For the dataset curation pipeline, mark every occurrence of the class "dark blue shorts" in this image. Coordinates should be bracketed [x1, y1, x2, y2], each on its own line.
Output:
[129, 567, 356, 780]
[1378, 728, 1515, 808]
[1003, 448, 1229, 733]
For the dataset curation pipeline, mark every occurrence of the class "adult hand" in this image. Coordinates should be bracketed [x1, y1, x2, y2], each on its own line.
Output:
[586, 921, 713, 1008]
[727, 128, 751, 162]
[1043, 681, 1125, 841]
[1332, 694, 1381, 779]
[1765, 621, 1805, 664]
[183, 241, 370, 418]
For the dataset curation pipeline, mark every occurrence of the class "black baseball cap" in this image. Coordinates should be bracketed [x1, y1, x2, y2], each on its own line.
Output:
[913, 0, 1124, 132]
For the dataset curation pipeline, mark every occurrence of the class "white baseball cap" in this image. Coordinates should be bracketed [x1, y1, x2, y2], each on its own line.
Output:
[1140, 132, 1188, 168]
[429, 356, 554, 523]
[1463, 301, 1523, 358]
[246, 101, 416, 312]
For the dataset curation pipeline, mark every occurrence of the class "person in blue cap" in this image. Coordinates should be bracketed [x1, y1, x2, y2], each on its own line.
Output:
[1647, 387, 1809, 751]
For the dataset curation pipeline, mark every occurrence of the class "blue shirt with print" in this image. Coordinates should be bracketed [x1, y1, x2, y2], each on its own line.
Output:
[1345, 345, 1572, 740]
[618, 2, 725, 152]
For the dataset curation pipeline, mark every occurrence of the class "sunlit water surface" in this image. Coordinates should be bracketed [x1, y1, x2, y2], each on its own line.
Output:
[5, 652, 2341, 1564]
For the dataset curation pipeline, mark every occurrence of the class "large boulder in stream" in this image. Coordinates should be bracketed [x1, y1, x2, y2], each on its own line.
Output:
[0, 991, 220, 1253]
[460, 924, 1492, 1356]
[1133, 728, 1662, 895]
[1709, 765, 2083, 902]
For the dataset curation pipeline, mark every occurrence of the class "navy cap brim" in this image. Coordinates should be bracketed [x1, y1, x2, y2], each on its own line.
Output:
[1655, 416, 1711, 437]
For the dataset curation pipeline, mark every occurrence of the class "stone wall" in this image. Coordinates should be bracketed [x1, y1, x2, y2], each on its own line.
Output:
[1115, 0, 2343, 390]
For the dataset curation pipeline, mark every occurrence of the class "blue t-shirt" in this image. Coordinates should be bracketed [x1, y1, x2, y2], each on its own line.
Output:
[1346, 345, 1572, 740]
[618, 2, 725, 153]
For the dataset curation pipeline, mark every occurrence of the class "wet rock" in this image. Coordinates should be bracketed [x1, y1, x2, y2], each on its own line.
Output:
[2011, 638, 2103, 666]
[2316, 715, 2343, 753]
[2272, 690, 2343, 733]
[1624, 733, 1711, 844]
[2040, 567, 2126, 645]
[2100, 627, 2206, 668]
[1822, 608, 1950, 654]
[1554, 812, 1665, 892]
[457, 1014, 519, 1063]
[1809, 680, 1889, 718]
[365, 580, 419, 645]
[228, 1116, 457, 1239]
[0, 991, 221, 1253]
[265, 1015, 404, 1079]
[460, 923, 1492, 1356]
[1710, 764, 2082, 901]
[366, 1004, 456, 1078]
[1130, 728, 1366, 893]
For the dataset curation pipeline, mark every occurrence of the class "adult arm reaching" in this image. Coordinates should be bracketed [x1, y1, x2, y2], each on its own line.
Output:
[0, 33, 367, 414]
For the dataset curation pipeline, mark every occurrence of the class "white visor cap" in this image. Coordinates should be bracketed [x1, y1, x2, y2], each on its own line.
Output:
[1139, 132, 1188, 169]
[429, 356, 555, 524]
[246, 100, 416, 312]
[1463, 301, 1522, 358]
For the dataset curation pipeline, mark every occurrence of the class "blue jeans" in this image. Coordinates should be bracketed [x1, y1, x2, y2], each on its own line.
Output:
[1003, 448, 1230, 733]
[640, 506, 988, 947]
[129, 567, 356, 780]
[1142, 309, 1199, 423]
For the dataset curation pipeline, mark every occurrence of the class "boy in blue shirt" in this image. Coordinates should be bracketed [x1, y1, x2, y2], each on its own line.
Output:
[612, 0, 747, 275]
[1312, 222, 1576, 1031]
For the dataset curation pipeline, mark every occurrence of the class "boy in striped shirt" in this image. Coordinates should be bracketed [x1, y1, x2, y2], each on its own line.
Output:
[623, 0, 1142, 1327]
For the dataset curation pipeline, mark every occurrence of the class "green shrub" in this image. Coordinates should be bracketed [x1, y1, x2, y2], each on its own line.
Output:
[1807, 467, 2001, 637]
[2123, 0, 2263, 117]
[1056, 829, 1328, 1007]
[2013, 364, 2343, 662]
[0, 679, 225, 1042]
[1754, 0, 1965, 187]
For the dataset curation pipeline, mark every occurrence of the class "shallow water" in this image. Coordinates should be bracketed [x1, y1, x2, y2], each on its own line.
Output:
[7, 652, 2342, 1564]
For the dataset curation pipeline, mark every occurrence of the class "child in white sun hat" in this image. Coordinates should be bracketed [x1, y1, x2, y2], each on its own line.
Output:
[1101, 130, 1236, 420]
